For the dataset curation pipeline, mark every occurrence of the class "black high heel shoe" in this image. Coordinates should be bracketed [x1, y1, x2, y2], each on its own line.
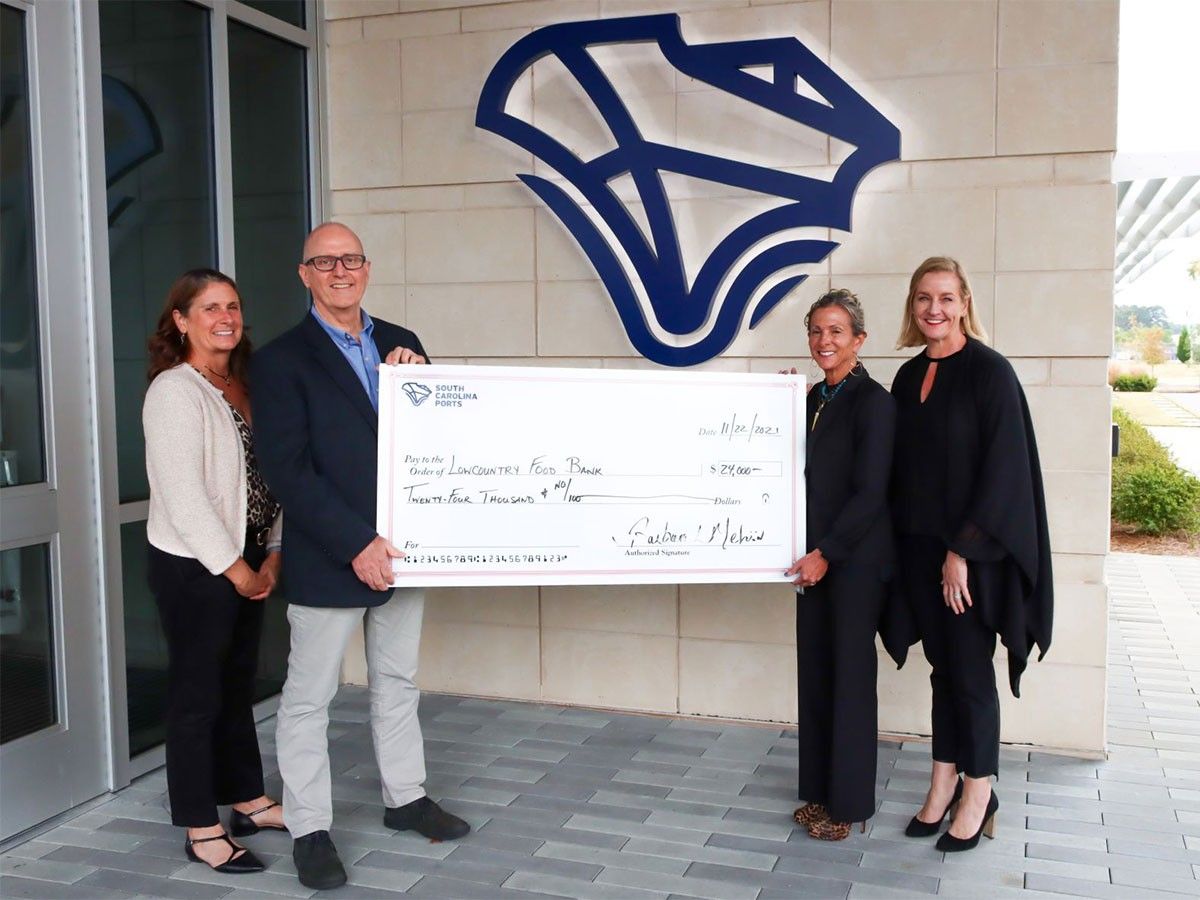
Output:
[936, 790, 999, 852]
[904, 777, 963, 837]
[230, 800, 287, 837]
[185, 832, 265, 873]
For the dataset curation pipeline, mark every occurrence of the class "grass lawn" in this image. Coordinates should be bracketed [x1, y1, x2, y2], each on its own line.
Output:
[1144, 361, 1200, 391]
[1111, 392, 1184, 426]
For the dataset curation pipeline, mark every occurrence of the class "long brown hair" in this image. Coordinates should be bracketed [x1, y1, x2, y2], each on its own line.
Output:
[147, 269, 252, 382]
[895, 256, 989, 349]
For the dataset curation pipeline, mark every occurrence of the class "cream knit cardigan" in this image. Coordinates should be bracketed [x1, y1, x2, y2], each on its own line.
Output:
[144, 364, 281, 575]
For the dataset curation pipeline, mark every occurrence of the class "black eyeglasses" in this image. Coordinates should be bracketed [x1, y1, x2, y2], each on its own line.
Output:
[303, 253, 367, 272]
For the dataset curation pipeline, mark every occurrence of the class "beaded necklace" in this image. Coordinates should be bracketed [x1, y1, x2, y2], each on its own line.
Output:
[811, 377, 849, 432]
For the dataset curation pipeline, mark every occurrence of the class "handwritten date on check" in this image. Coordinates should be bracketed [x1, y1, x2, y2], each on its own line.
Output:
[377, 364, 805, 587]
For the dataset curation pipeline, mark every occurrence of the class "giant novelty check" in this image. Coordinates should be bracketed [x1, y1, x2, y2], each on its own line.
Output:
[377, 364, 805, 587]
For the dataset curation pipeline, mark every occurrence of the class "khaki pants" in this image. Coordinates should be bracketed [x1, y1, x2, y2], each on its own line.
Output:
[276, 588, 426, 838]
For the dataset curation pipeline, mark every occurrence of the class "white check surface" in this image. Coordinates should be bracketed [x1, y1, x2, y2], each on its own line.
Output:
[377, 364, 805, 586]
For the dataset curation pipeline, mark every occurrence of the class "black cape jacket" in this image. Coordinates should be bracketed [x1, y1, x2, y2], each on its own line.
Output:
[884, 338, 1053, 696]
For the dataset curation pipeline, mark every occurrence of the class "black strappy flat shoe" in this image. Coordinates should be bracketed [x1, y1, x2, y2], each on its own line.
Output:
[184, 832, 265, 873]
[230, 800, 287, 837]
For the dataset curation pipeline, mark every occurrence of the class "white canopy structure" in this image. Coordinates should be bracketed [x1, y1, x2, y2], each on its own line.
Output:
[1115, 175, 1200, 288]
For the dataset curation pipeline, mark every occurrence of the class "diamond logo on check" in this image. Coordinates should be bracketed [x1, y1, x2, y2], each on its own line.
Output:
[402, 382, 432, 407]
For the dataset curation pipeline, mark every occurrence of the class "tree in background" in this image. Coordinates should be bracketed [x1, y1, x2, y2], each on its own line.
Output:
[1115, 304, 1171, 329]
[1134, 326, 1168, 369]
[1186, 262, 1199, 369]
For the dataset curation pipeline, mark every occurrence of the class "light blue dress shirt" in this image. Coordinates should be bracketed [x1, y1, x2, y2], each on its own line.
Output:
[310, 306, 382, 410]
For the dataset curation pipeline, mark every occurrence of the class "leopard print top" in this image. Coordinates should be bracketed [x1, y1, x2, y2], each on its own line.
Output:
[228, 403, 280, 531]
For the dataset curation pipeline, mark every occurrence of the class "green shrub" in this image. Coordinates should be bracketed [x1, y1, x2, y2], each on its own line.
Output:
[1112, 408, 1172, 471]
[1111, 409, 1200, 535]
[1112, 373, 1158, 392]
[1111, 463, 1200, 535]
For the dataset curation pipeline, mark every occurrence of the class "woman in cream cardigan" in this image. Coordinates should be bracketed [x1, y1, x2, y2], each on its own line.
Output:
[143, 270, 285, 874]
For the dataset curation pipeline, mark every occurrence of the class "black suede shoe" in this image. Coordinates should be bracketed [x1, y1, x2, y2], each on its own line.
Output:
[292, 830, 347, 890]
[383, 796, 470, 840]
[936, 790, 999, 853]
[905, 777, 964, 838]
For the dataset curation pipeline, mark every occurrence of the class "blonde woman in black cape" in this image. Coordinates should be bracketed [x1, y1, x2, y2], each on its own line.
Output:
[890, 256, 1052, 852]
[784, 289, 899, 841]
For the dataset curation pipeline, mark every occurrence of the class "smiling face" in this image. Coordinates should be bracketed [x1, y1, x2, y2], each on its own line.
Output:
[173, 282, 243, 363]
[911, 270, 968, 346]
[808, 304, 865, 384]
[299, 222, 370, 327]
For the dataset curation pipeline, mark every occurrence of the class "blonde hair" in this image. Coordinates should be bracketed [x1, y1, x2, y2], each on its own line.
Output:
[895, 256, 989, 349]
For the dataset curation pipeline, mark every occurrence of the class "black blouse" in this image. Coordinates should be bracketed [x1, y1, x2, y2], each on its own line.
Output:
[888, 338, 1054, 695]
[803, 369, 897, 575]
[892, 344, 965, 538]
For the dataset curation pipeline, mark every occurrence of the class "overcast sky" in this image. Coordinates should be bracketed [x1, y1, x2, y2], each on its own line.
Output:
[1117, 0, 1200, 157]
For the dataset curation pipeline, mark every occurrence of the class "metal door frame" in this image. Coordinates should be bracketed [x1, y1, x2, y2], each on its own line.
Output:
[0, 0, 111, 841]
[81, 0, 325, 788]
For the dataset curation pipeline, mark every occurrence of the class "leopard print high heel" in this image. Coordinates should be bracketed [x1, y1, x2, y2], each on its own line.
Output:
[793, 802, 829, 827]
[807, 818, 866, 841]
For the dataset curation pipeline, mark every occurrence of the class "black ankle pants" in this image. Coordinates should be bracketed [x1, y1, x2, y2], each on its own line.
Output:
[148, 542, 267, 827]
[795, 565, 886, 823]
[898, 535, 1000, 778]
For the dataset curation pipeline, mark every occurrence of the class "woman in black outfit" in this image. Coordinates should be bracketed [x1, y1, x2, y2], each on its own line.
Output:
[785, 289, 897, 841]
[891, 256, 1052, 852]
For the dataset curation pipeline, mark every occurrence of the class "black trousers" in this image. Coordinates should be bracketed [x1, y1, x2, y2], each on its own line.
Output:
[148, 541, 267, 827]
[795, 565, 885, 823]
[898, 535, 1000, 778]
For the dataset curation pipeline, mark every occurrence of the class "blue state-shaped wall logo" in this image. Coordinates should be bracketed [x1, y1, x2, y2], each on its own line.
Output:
[477, 14, 900, 367]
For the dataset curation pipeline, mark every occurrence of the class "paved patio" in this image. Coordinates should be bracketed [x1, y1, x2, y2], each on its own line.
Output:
[2, 552, 1198, 899]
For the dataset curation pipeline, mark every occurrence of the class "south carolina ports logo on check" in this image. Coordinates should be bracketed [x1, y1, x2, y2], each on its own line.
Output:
[402, 382, 479, 409]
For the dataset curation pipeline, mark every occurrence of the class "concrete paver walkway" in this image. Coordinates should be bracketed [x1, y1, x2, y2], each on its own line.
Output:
[2, 553, 1198, 898]
[1116, 390, 1200, 477]
[1147, 427, 1200, 478]
[1112, 393, 1199, 428]
[1149, 394, 1200, 427]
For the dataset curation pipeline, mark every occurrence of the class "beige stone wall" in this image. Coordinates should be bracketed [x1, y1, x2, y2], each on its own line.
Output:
[324, 0, 1116, 755]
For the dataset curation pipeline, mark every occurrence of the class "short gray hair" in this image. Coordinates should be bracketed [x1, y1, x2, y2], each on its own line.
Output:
[805, 288, 866, 335]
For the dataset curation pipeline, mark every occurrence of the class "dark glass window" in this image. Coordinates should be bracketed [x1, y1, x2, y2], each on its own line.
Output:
[101, 3, 308, 756]
[228, 18, 309, 720]
[229, 20, 310, 343]
[100, 0, 217, 504]
[120, 520, 166, 756]
[0, 5, 46, 488]
[238, 1, 305, 29]
[99, 0, 216, 754]
[0, 545, 56, 744]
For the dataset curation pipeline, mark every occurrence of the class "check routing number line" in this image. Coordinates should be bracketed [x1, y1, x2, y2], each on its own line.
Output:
[395, 566, 786, 579]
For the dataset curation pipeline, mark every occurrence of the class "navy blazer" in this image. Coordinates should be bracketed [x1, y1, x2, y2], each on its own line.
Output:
[251, 312, 427, 608]
[804, 370, 896, 574]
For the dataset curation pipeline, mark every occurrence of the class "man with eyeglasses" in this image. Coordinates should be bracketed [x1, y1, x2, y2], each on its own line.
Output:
[252, 222, 469, 890]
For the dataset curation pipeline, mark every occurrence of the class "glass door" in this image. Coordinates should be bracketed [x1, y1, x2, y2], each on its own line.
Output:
[0, 0, 109, 839]
[90, 0, 315, 773]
